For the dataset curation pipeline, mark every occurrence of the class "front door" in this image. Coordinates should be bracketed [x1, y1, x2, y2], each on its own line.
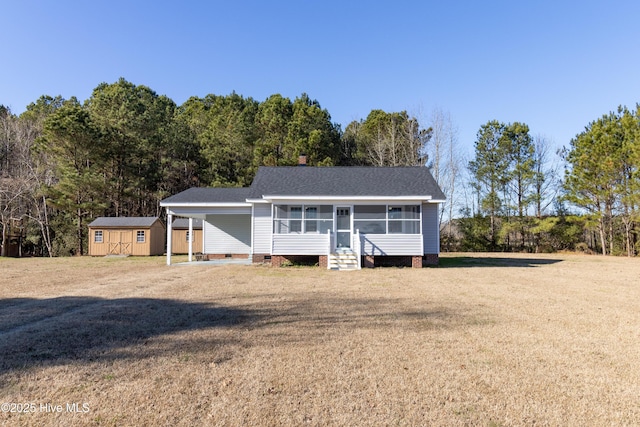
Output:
[336, 207, 351, 249]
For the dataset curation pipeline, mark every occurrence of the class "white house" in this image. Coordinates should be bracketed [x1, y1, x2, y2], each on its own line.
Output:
[160, 166, 445, 269]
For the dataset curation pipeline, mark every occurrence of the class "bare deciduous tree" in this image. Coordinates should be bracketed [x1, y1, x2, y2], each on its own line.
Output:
[533, 134, 560, 218]
[426, 107, 463, 250]
[0, 107, 32, 256]
[349, 110, 431, 167]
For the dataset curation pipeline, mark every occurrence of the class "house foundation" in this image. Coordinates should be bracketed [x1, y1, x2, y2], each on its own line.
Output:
[319, 255, 328, 268]
[412, 256, 423, 268]
[270, 255, 320, 267]
[252, 254, 270, 263]
[205, 253, 249, 260]
[423, 254, 439, 265]
[363, 255, 375, 268]
[356, 255, 424, 268]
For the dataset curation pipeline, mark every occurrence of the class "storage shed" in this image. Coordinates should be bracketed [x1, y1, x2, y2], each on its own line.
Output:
[88, 217, 165, 256]
[171, 218, 203, 254]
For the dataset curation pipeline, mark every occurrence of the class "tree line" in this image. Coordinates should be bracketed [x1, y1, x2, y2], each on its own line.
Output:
[456, 107, 640, 256]
[0, 78, 434, 256]
[1, 78, 638, 257]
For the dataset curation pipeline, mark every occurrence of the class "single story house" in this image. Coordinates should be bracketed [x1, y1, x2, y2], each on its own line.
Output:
[160, 166, 445, 269]
[171, 218, 203, 255]
[88, 217, 165, 256]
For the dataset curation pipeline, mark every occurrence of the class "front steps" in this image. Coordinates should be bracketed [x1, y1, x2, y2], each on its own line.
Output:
[328, 249, 360, 270]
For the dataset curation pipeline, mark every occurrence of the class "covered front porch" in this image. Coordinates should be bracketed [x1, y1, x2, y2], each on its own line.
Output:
[268, 201, 429, 269]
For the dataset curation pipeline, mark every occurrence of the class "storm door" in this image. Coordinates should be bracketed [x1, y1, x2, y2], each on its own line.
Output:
[336, 207, 351, 249]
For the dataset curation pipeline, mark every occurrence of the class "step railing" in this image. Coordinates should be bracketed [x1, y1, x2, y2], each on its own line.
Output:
[327, 230, 334, 270]
[327, 229, 362, 270]
[352, 229, 361, 269]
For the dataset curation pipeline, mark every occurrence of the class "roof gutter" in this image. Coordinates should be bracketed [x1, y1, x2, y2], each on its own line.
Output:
[159, 202, 252, 208]
[261, 195, 433, 202]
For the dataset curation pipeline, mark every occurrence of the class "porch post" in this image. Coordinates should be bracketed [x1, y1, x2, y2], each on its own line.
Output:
[188, 217, 193, 262]
[355, 229, 362, 270]
[327, 229, 331, 270]
[166, 213, 172, 265]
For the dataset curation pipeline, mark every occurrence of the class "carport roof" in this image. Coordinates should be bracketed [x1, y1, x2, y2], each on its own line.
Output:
[161, 187, 254, 205]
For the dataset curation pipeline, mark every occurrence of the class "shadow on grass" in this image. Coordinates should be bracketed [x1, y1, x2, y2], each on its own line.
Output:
[0, 297, 250, 375]
[437, 256, 563, 268]
[0, 294, 480, 375]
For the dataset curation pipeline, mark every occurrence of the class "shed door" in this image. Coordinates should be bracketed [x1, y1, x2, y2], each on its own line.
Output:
[108, 231, 133, 255]
[108, 231, 120, 254]
[120, 231, 132, 255]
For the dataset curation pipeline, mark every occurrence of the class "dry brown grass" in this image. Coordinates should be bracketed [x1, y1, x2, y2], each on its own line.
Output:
[1, 253, 639, 426]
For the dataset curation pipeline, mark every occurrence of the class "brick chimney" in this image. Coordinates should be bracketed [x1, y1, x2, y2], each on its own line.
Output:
[298, 153, 307, 166]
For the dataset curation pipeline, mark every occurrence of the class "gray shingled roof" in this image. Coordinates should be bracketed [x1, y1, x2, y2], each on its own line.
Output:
[250, 167, 446, 199]
[172, 218, 203, 229]
[161, 166, 445, 205]
[88, 217, 161, 228]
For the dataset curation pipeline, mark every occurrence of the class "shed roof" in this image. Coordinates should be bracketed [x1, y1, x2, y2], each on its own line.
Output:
[88, 217, 162, 228]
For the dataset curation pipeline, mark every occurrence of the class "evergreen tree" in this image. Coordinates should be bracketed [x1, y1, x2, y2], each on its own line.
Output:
[562, 110, 628, 255]
[468, 120, 511, 249]
[39, 99, 106, 255]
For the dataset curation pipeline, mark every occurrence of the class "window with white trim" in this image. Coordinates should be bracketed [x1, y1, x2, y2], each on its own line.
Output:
[353, 205, 421, 234]
[305, 206, 318, 232]
[94, 230, 103, 243]
[289, 206, 302, 232]
[136, 230, 145, 243]
[388, 205, 421, 234]
[274, 205, 333, 234]
[353, 205, 386, 234]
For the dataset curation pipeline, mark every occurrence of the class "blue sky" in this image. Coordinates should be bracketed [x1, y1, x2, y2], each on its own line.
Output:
[2, 1, 640, 158]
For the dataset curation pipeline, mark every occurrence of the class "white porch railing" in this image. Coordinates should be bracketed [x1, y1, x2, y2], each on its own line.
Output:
[352, 229, 361, 269]
[326, 230, 334, 269]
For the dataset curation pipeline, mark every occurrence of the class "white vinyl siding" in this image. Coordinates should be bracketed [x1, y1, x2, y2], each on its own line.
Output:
[359, 234, 423, 256]
[252, 203, 272, 254]
[272, 234, 328, 255]
[422, 202, 439, 254]
[204, 214, 251, 254]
